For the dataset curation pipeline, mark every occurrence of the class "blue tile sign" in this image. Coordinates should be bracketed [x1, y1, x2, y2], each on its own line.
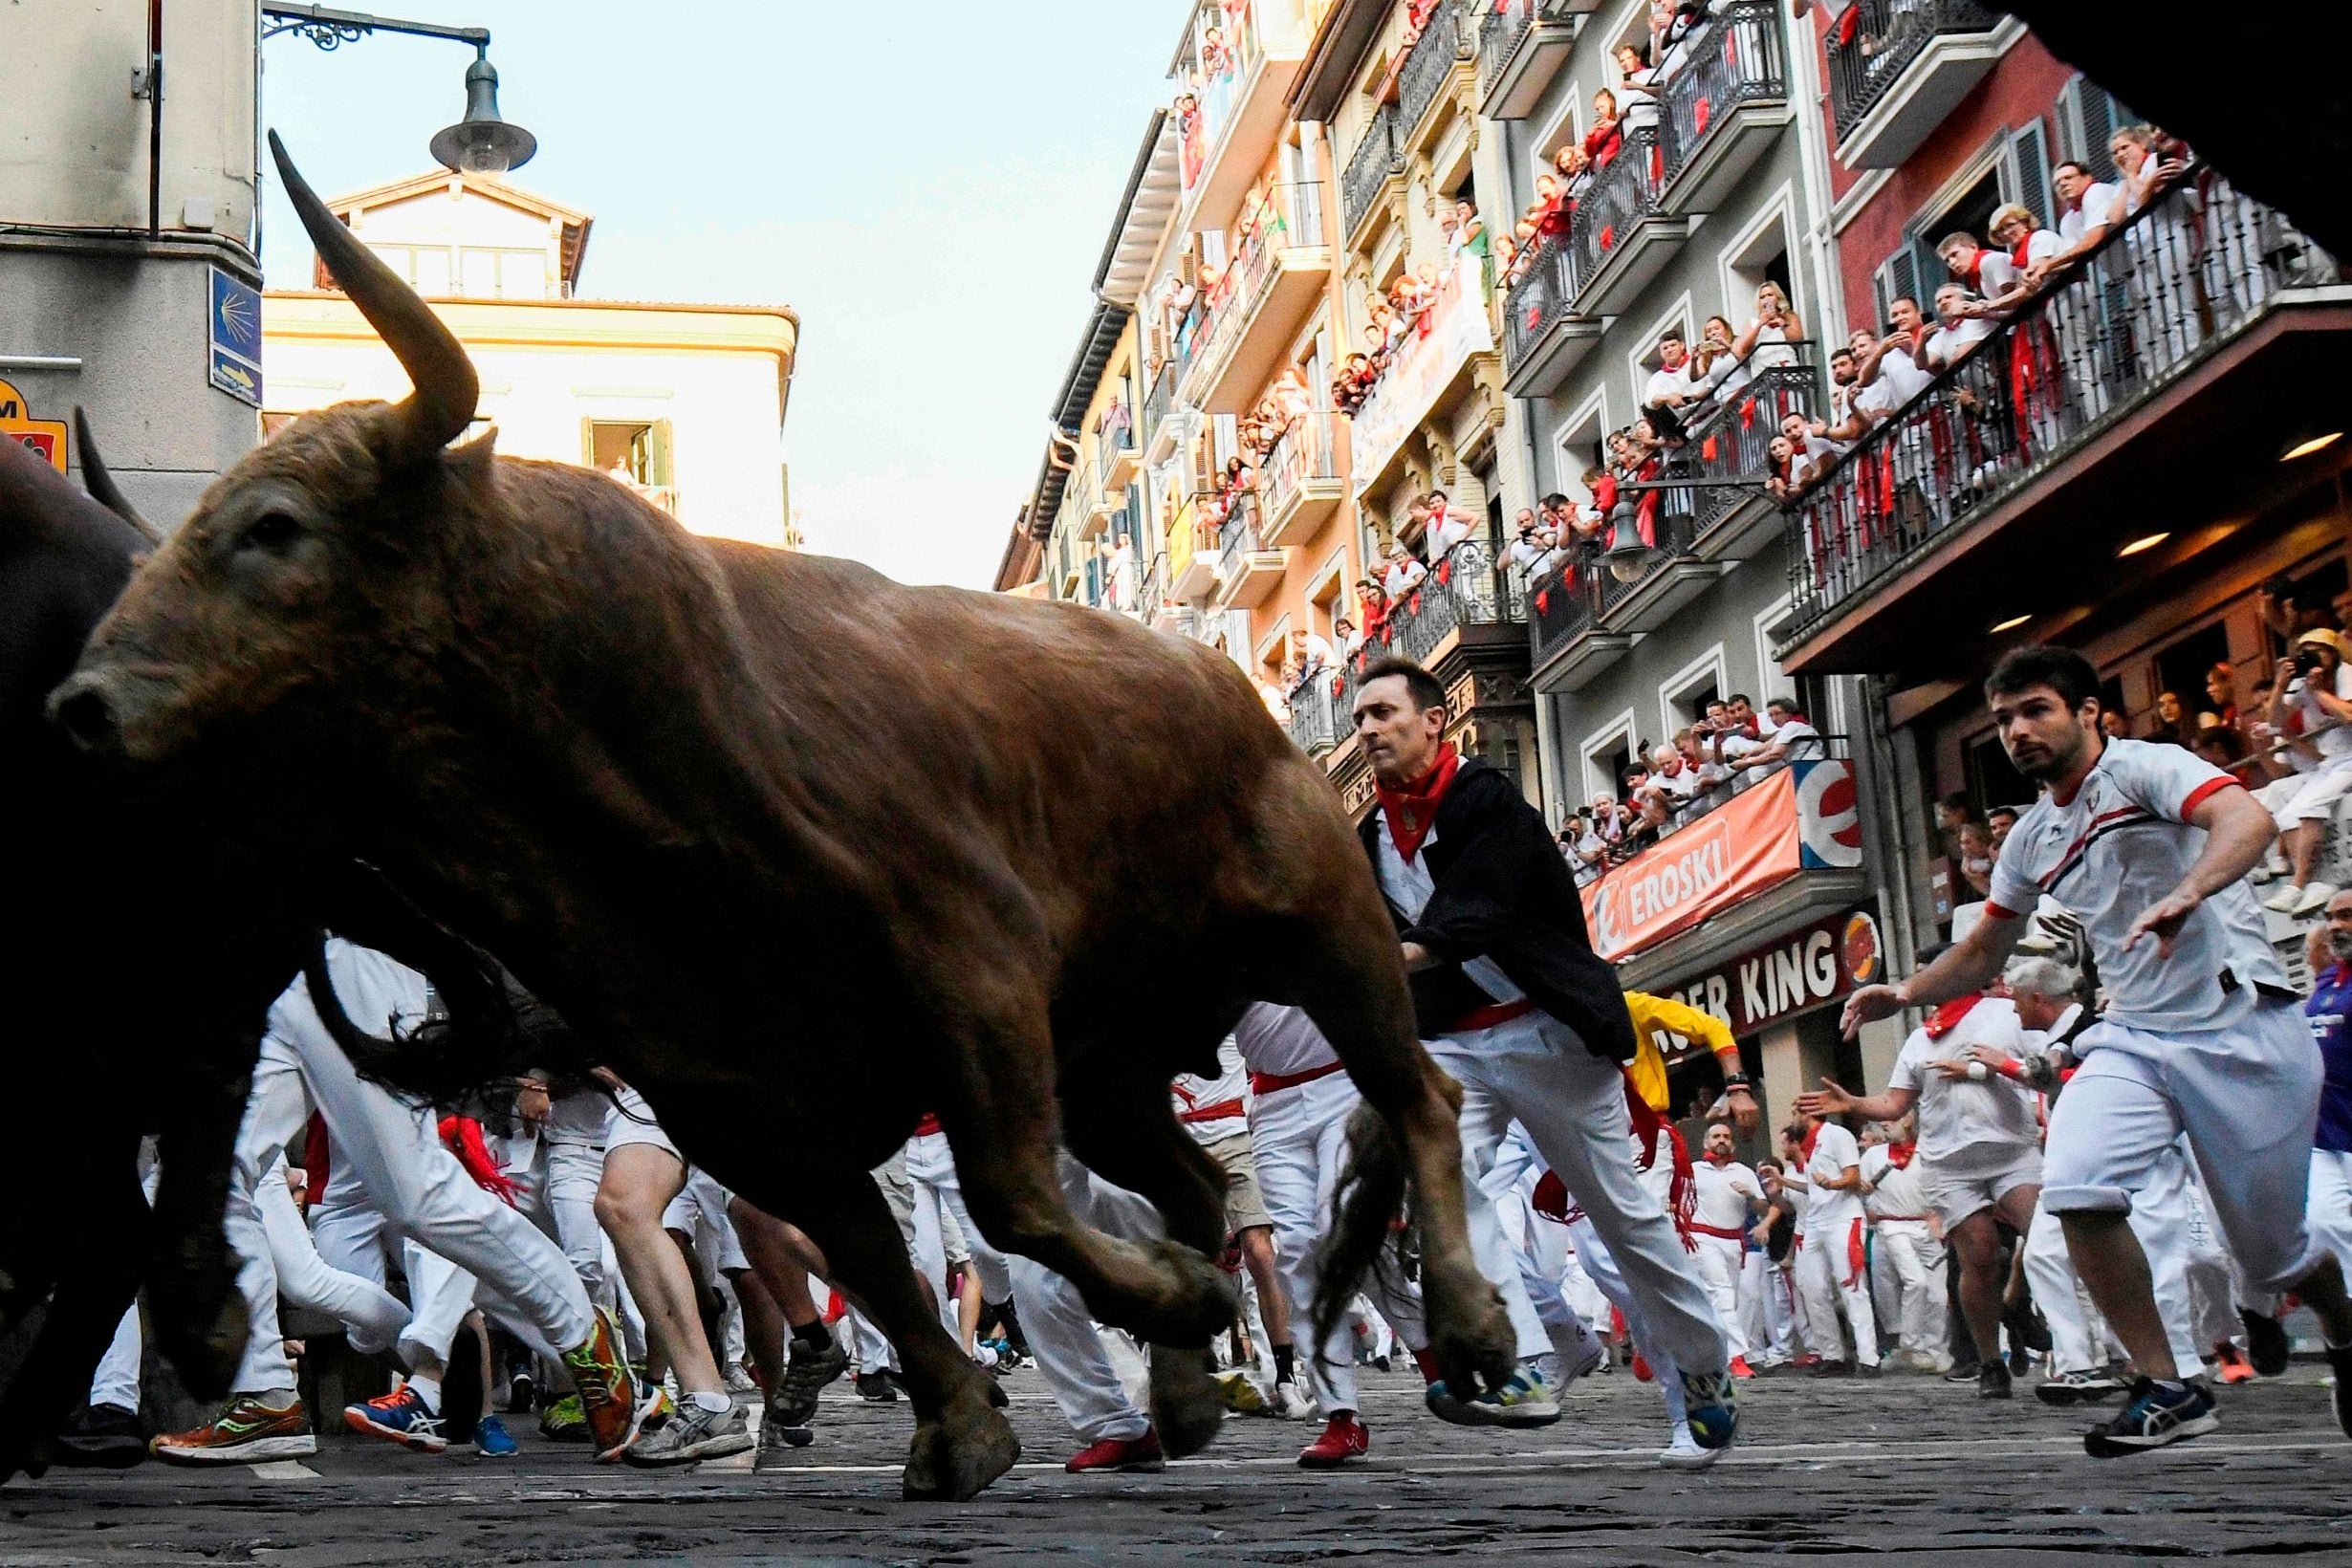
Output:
[209, 267, 263, 407]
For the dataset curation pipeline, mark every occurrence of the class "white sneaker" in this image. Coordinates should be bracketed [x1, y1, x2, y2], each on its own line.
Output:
[2263, 884, 2307, 913]
[1657, 1432, 1723, 1470]
[2292, 881, 2340, 916]
[1272, 1380, 1314, 1420]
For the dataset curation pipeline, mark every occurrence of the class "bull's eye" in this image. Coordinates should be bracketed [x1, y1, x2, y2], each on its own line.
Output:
[240, 512, 302, 552]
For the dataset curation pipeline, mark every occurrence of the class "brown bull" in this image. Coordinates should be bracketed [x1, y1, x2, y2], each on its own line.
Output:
[54, 135, 1514, 1499]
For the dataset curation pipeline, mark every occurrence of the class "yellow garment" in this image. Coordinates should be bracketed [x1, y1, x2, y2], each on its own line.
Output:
[1622, 991, 1735, 1113]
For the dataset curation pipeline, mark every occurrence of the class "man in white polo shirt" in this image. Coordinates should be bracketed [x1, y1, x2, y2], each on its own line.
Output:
[1859, 1117, 1948, 1372]
[1688, 1122, 1764, 1378]
[1777, 1107, 1879, 1376]
[1844, 644, 2352, 1455]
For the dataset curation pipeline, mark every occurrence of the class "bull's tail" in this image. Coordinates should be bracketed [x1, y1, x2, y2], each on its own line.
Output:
[1310, 1100, 1409, 1366]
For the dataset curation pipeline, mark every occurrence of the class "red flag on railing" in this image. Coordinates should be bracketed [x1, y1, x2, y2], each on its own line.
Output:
[1435, 556, 1452, 586]
[1649, 142, 1663, 184]
[1599, 223, 1615, 251]
[1524, 304, 1544, 331]
[1836, 6, 1859, 44]
[1693, 98, 1710, 138]
[1331, 674, 1344, 697]
[1739, 397, 1757, 429]
[1407, 590, 1423, 616]
[1701, 434, 1719, 463]
[1535, 586, 1551, 615]
[1637, 492, 1659, 548]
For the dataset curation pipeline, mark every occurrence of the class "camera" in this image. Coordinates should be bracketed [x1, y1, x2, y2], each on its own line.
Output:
[2295, 647, 2327, 676]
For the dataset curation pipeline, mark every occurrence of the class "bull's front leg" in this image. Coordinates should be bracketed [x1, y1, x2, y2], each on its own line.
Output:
[144, 1023, 263, 1401]
[0, 1136, 146, 1481]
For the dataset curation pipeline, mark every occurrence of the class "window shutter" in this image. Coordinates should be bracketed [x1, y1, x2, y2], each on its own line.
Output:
[2061, 75, 2128, 185]
[1873, 247, 1920, 325]
[2005, 120, 2053, 230]
[649, 419, 675, 488]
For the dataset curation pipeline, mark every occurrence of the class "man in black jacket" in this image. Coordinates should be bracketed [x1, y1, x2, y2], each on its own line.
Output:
[1350, 658, 1739, 1458]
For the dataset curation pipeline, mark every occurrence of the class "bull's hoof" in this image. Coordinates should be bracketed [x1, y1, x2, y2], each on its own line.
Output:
[902, 1403, 1020, 1502]
[1147, 1345, 1225, 1460]
[1426, 1265, 1516, 1396]
[1134, 1238, 1235, 1347]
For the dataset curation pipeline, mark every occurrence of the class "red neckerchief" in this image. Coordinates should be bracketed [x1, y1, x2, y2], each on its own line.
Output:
[1924, 992, 1984, 1040]
[1798, 1122, 1821, 1165]
[1705, 1149, 1733, 1166]
[2010, 234, 2035, 272]
[1887, 1141, 1916, 1169]
[1962, 249, 1989, 291]
[1375, 741, 1461, 863]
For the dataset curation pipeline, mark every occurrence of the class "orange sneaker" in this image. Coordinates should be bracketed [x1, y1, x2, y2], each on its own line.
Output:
[1298, 1413, 1370, 1469]
[561, 1306, 650, 1460]
[2211, 1342, 2254, 1384]
[1728, 1356, 1756, 1380]
[150, 1394, 316, 1465]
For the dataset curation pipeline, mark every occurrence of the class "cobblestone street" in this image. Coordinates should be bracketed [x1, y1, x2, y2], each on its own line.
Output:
[5, 1363, 2348, 1565]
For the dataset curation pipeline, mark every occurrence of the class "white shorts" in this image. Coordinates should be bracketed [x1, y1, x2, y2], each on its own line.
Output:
[2042, 1000, 2322, 1295]
[602, 1086, 681, 1161]
[662, 1166, 748, 1274]
[2265, 758, 2352, 829]
[1919, 1145, 2044, 1230]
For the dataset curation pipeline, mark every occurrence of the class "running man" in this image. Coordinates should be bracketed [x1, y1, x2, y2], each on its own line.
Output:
[1843, 645, 2352, 1454]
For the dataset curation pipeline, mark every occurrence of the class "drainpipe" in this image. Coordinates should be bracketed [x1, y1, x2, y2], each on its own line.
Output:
[1858, 672, 1922, 975]
[146, 0, 165, 240]
[1779, 1, 1845, 345]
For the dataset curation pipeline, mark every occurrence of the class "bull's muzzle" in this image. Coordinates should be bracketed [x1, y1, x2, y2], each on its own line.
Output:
[48, 672, 128, 758]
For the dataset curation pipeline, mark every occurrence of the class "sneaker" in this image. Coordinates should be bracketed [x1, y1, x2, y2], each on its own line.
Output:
[507, 1370, 536, 1415]
[54, 1404, 147, 1469]
[2292, 881, 2341, 917]
[1978, 1362, 2013, 1400]
[624, 1398, 753, 1467]
[2240, 1308, 2293, 1376]
[755, 1403, 816, 1470]
[1728, 1356, 1756, 1380]
[2212, 1341, 2255, 1384]
[2264, 883, 2308, 913]
[855, 1371, 899, 1404]
[2035, 1369, 2109, 1405]
[1215, 1368, 1268, 1414]
[1297, 1413, 1368, 1469]
[770, 1334, 849, 1426]
[1426, 1365, 1561, 1428]
[344, 1385, 448, 1453]
[473, 1414, 518, 1458]
[538, 1394, 589, 1442]
[1272, 1379, 1314, 1420]
[1811, 1358, 1854, 1378]
[2327, 1340, 2352, 1440]
[560, 1306, 649, 1459]
[151, 1395, 316, 1465]
[1679, 1369, 1739, 1451]
[723, 1363, 761, 1399]
[1066, 1428, 1164, 1473]
[2084, 1377, 2218, 1457]
[1854, 1361, 1884, 1379]
[1943, 1361, 1981, 1383]
[1629, 1350, 1654, 1383]
[1657, 1432, 1723, 1470]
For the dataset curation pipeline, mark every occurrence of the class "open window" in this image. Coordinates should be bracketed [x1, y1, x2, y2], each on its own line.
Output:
[584, 420, 673, 490]
[1581, 708, 1641, 803]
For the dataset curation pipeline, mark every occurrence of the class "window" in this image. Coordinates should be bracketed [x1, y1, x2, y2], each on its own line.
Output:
[1581, 708, 1640, 802]
[1660, 644, 1728, 741]
[458, 247, 550, 299]
[2000, 120, 2053, 232]
[2059, 75, 2138, 185]
[583, 420, 673, 489]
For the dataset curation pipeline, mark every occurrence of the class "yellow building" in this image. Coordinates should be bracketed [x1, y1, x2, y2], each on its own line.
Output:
[263, 169, 798, 548]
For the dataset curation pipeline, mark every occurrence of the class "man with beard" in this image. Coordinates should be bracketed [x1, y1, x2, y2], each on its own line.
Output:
[1688, 1123, 1764, 1378]
[1843, 645, 2352, 1454]
[1348, 657, 1737, 1454]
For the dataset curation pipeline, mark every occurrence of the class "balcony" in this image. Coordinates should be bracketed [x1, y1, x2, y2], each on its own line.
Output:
[1529, 493, 1720, 690]
[1177, 0, 1313, 226]
[1212, 501, 1286, 609]
[1287, 676, 1347, 757]
[1346, 255, 1496, 500]
[1346, 538, 1528, 682]
[1183, 182, 1333, 416]
[1341, 104, 1403, 247]
[1501, 234, 1603, 396]
[1167, 491, 1222, 602]
[1658, 0, 1791, 215]
[1682, 354, 1819, 561]
[1260, 411, 1345, 547]
[1574, 746, 1864, 965]
[1398, 0, 1476, 151]
[1478, 0, 1591, 122]
[1826, 0, 2013, 170]
[1564, 125, 1688, 319]
[1094, 415, 1139, 502]
[1775, 171, 2344, 677]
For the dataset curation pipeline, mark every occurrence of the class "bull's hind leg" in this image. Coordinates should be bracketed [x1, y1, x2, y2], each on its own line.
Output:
[773, 1168, 1015, 1501]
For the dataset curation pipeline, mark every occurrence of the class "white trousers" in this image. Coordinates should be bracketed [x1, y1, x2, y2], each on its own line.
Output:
[1480, 1130, 1577, 1360]
[905, 1129, 1011, 1339]
[1003, 1151, 1159, 1445]
[1873, 1219, 1948, 1357]
[89, 1159, 163, 1413]
[1250, 1073, 1427, 1414]
[1433, 1018, 1726, 1380]
[1690, 1235, 1753, 1361]
[1754, 1256, 1799, 1360]
[2311, 1148, 2352, 1281]
[1565, 1214, 1688, 1435]
[1792, 1214, 1878, 1366]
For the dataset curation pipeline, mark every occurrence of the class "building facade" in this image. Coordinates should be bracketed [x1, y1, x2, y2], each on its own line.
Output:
[263, 170, 799, 548]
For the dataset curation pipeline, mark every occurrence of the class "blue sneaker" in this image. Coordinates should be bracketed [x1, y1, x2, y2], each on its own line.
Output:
[473, 1414, 517, 1458]
[2084, 1377, 2217, 1457]
[344, 1385, 447, 1453]
[1680, 1368, 1740, 1451]
[1426, 1364, 1561, 1427]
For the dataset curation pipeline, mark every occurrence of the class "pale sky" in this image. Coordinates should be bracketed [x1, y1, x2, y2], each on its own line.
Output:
[258, 1, 1184, 588]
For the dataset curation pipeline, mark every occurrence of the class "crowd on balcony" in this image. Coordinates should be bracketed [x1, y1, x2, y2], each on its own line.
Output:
[1334, 236, 1481, 415]
[1556, 694, 1825, 882]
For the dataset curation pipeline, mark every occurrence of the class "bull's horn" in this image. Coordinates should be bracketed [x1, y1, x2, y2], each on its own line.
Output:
[72, 408, 163, 545]
[268, 131, 477, 467]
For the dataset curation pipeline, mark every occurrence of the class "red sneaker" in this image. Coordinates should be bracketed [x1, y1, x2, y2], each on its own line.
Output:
[1631, 1351, 1654, 1383]
[2211, 1342, 2254, 1384]
[1791, 1353, 1822, 1369]
[1728, 1356, 1756, 1380]
[1067, 1428, 1164, 1473]
[1297, 1413, 1369, 1470]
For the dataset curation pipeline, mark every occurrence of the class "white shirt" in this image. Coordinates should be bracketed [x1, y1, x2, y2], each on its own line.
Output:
[1383, 556, 1427, 597]
[1988, 738, 2288, 1034]
[1798, 1122, 1866, 1231]
[1231, 1001, 1339, 1080]
[1856, 348, 1934, 421]
[1692, 1158, 1762, 1232]
[2059, 182, 2123, 247]
[2292, 663, 2352, 760]
[1860, 1143, 1929, 1221]
[1886, 998, 2042, 1168]
[1426, 511, 1475, 559]
[1373, 821, 1528, 1032]
[1924, 316, 1993, 370]
[1644, 359, 1696, 406]
[1765, 718, 1823, 760]
[1171, 1041, 1251, 1143]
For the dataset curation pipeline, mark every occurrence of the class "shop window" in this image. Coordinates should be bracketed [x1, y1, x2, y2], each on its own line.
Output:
[1966, 730, 2032, 812]
[2152, 621, 2232, 732]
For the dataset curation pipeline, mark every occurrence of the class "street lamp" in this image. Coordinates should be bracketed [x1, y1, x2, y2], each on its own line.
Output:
[1601, 497, 1656, 583]
[261, 4, 536, 175]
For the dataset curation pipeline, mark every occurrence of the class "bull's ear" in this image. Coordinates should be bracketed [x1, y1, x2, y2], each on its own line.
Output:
[269, 131, 478, 470]
[73, 409, 163, 546]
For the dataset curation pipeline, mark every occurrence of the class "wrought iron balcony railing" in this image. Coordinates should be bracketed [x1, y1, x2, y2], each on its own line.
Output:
[1565, 124, 1666, 303]
[1141, 359, 1176, 445]
[1660, 0, 1787, 187]
[1187, 181, 1328, 392]
[1177, 0, 1268, 190]
[1286, 675, 1346, 755]
[1263, 410, 1340, 519]
[1781, 170, 2330, 641]
[1216, 495, 1264, 578]
[1501, 232, 1579, 376]
[1681, 352, 1818, 533]
[1477, 0, 1578, 94]
[1093, 416, 1137, 498]
[1825, 0, 2000, 141]
[1527, 549, 1601, 672]
[1342, 104, 1401, 236]
[1399, 0, 1472, 140]
[1342, 538, 1527, 682]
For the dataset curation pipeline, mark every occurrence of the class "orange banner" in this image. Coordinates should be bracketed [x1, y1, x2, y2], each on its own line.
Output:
[1582, 768, 1803, 963]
